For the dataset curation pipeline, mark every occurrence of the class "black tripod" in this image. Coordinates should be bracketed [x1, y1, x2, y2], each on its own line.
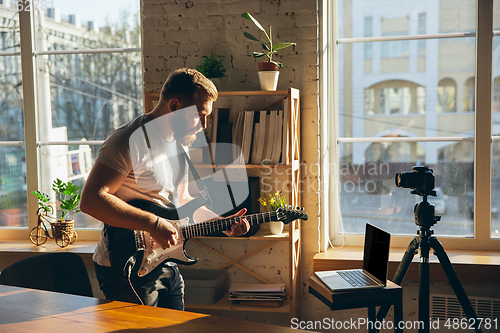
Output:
[376, 190, 483, 333]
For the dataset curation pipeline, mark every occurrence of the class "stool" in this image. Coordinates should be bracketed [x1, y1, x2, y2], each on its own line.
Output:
[309, 275, 403, 333]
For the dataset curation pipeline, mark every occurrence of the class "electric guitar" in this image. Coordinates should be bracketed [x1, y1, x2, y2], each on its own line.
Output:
[107, 197, 308, 278]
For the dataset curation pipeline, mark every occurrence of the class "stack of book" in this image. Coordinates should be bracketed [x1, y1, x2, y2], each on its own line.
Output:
[207, 98, 289, 166]
[233, 97, 289, 165]
[228, 283, 287, 307]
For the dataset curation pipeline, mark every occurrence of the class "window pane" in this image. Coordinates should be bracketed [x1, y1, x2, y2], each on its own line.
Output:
[337, 1, 477, 237]
[338, 0, 476, 39]
[33, 1, 141, 229]
[47, 53, 142, 141]
[339, 142, 474, 237]
[339, 38, 475, 140]
[0, 147, 27, 228]
[0, 48, 25, 227]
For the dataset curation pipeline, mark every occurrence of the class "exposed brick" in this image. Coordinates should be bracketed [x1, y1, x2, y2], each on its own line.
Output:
[293, 12, 318, 27]
[278, 27, 316, 41]
[145, 44, 179, 58]
[178, 42, 201, 56]
[279, 0, 316, 13]
[197, 16, 224, 30]
[142, 3, 167, 17]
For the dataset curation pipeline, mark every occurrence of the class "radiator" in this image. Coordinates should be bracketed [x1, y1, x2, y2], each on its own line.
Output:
[431, 294, 500, 320]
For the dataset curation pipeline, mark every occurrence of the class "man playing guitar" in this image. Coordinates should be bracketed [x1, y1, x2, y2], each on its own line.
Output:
[80, 68, 250, 310]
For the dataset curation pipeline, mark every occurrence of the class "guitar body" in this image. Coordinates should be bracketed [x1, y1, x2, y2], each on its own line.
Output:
[107, 198, 208, 278]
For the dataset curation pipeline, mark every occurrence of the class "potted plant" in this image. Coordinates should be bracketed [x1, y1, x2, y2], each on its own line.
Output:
[31, 178, 81, 246]
[258, 191, 287, 235]
[195, 54, 226, 89]
[242, 12, 296, 91]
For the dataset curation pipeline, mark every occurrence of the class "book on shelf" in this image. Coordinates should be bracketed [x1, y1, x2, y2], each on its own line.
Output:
[216, 95, 290, 165]
[228, 283, 287, 307]
[232, 110, 245, 163]
[253, 110, 267, 164]
[271, 109, 283, 164]
[241, 111, 254, 164]
[262, 111, 276, 164]
[232, 299, 286, 307]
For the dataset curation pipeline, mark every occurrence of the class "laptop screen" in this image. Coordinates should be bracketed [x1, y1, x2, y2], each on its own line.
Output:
[362, 223, 391, 282]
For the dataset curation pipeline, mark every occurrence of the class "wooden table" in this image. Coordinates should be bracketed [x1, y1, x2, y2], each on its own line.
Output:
[309, 275, 403, 333]
[0, 285, 313, 332]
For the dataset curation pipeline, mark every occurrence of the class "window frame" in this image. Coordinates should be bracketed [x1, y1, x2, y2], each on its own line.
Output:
[322, 0, 499, 251]
[0, 2, 141, 240]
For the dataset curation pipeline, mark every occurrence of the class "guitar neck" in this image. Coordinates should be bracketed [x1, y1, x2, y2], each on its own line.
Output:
[181, 211, 278, 239]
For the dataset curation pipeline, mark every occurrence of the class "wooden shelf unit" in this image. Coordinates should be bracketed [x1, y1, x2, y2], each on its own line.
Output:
[144, 88, 302, 321]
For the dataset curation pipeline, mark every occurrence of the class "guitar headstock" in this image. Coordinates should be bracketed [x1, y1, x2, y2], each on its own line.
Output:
[276, 206, 308, 225]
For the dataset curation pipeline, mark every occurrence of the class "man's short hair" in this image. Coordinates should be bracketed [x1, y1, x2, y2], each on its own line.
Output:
[161, 68, 218, 104]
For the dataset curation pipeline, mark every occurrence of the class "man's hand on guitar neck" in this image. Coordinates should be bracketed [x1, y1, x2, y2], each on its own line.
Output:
[222, 208, 250, 237]
[193, 206, 250, 237]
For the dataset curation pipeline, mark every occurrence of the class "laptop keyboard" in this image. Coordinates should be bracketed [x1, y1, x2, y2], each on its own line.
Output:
[337, 270, 380, 287]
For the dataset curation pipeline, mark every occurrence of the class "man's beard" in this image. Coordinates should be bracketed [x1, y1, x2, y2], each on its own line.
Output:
[175, 131, 198, 147]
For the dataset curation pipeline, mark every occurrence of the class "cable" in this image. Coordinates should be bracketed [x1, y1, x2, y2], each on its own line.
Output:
[124, 256, 144, 305]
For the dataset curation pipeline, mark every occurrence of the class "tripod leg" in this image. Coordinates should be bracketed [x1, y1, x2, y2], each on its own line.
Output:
[429, 237, 484, 333]
[376, 237, 419, 329]
[419, 235, 430, 333]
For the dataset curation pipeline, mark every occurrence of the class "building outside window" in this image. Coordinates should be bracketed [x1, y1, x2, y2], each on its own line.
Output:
[0, 0, 141, 239]
[332, 0, 499, 250]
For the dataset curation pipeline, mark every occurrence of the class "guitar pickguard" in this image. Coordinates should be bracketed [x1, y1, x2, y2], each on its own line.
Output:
[137, 216, 193, 277]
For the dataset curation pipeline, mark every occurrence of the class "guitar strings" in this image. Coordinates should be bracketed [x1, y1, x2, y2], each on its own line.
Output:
[181, 211, 278, 238]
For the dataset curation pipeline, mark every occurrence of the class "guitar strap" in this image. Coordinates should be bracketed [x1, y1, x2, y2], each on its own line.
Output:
[140, 120, 213, 209]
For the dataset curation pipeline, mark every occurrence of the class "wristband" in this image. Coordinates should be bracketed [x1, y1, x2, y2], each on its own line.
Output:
[150, 216, 160, 237]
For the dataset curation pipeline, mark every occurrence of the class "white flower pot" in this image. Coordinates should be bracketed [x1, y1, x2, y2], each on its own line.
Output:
[269, 221, 284, 235]
[258, 71, 279, 91]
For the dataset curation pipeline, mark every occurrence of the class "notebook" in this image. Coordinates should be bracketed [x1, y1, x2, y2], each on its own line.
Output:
[315, 223, 391, 291]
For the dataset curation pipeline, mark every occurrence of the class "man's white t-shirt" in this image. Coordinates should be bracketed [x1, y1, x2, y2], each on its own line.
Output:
[92, 113, 188, 267]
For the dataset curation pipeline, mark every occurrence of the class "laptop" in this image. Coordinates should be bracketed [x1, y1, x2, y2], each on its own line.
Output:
[315, 223, 391, 291]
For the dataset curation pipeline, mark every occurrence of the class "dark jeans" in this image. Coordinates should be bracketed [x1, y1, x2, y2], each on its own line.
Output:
[94, 261, 184, 310]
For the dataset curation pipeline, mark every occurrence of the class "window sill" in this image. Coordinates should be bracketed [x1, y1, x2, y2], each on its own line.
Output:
[0, 240, 96, 270]
[313, 247, 500, 284]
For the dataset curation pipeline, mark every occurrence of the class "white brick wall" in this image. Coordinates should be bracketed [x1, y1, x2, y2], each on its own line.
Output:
[142, 0, 320, 325]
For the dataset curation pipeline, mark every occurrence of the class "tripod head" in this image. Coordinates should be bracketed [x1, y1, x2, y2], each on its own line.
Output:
[395, 166, 441, 230]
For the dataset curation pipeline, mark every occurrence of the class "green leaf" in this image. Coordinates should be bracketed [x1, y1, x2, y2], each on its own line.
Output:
[242, 12, 265, 32]
[32, 191, 50, 203]
[272, 42, 296, 51]
[65, 183, 80, 196]
[243, 31, 260, 42]
[252, 52, 268, 58]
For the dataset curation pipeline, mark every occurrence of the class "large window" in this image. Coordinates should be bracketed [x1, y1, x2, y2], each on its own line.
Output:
[329, 0, 499, 249]
[0, 0, 142, 239]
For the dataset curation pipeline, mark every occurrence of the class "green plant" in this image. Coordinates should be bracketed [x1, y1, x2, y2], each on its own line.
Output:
[242, 12, 296, 68]
[195, 54, 226, 78]
[32, 178, 81, 222]
[258, 191, 287, 212]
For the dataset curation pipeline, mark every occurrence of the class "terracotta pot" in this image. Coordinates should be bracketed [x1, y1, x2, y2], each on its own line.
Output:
[258, 62, 279, 71]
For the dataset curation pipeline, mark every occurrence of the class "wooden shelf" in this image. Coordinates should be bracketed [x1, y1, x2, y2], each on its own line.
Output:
[193, 163, 292, 169]
[185, 292, 290, 313]
[218, 90, 290, 96]
[167, 88, 302, 321]
[194, 228, 291, 241]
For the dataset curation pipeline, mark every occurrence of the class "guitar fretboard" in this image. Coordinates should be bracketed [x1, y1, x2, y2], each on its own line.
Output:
[181, 211, 278, 239]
